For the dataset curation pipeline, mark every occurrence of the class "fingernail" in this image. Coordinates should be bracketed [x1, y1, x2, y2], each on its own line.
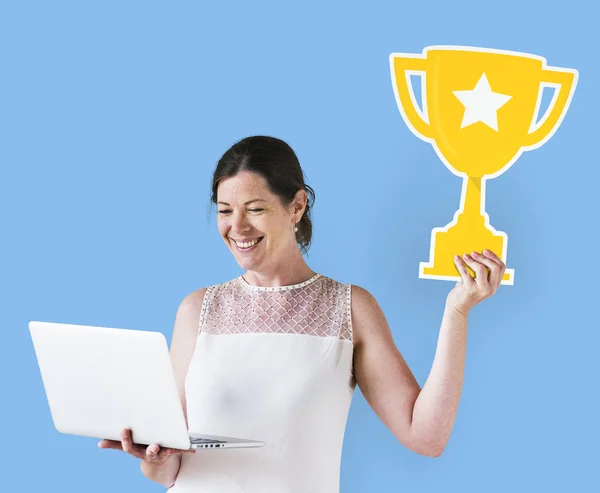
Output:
[463, 253, 471, 260]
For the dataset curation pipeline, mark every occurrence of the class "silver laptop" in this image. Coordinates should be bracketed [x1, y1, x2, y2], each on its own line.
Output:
[29, 321, 264, 450]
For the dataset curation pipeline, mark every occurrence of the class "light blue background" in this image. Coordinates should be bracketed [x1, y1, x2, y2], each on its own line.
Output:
[2, 0, 598, 491]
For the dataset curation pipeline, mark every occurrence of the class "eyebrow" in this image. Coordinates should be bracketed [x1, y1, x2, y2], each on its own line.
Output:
[217, 199, 267, 206]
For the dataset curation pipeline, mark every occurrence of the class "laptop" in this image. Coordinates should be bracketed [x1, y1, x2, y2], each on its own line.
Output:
[29, 321, 265, 450]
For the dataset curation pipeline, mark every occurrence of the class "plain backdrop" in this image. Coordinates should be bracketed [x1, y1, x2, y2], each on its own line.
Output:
[1, 0, 598, 491]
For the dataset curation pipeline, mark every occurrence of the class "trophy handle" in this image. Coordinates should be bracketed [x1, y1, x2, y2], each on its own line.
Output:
[523, 68, 578, 148]
[390, 55, 433, 140]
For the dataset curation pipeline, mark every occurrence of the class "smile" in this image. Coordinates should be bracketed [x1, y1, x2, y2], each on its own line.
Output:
[232, 237, 264, 252]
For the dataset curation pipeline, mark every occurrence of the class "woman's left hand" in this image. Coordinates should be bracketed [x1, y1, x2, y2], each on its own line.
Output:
[446, 249, 506, 316]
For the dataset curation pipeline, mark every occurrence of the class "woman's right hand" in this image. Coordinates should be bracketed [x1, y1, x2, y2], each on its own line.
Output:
[98, 428, 196, 465]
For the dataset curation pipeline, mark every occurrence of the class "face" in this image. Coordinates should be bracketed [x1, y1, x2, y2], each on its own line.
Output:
[216, 171, 306, 272]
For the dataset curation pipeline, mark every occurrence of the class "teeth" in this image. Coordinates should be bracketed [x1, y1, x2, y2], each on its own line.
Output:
[236, 238, 259, 249]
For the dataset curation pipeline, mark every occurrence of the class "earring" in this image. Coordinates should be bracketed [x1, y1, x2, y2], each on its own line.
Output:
[294, 224, 299, 232]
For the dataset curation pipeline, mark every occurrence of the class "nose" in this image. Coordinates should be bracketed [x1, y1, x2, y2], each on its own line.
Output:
[231, 212, 251, 234]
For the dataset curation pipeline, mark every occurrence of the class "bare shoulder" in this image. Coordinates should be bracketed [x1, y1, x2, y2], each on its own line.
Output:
[170, 287, 208, 351]
[178, 287, 208, 315]
[350, 284, 378, 311]
[350, 284, 389, 346]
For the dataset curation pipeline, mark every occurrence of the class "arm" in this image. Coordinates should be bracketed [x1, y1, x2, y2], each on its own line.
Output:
[409, 304, 468, 457]
[352, 250, 505, 458]
[141, 287, 208, 487]
[351, 285, 431, 456]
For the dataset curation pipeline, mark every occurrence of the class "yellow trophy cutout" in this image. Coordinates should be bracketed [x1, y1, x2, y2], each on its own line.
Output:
[390, 46, 577, 285]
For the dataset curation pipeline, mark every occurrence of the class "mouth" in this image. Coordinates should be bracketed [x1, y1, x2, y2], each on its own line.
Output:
[231, 236, 264, 253]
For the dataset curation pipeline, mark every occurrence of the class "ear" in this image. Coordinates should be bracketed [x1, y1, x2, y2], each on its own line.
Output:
[290, 189, 307, 221]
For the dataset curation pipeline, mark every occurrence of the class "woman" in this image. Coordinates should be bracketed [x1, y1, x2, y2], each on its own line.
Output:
[99, 135, 506, 491]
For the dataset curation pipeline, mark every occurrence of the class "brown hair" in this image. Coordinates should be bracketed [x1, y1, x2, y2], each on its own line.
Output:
[210, 136, 315, 254]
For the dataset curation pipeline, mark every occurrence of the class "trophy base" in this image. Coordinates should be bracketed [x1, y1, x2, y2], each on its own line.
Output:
[420, 263, 514, 285]
[419, 215, 514, 285]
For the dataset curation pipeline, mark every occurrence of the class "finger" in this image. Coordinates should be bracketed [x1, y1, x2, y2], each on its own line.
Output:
[120, 429, 133, 453]
[486, 249, 507, 286]
[156, 447, 176, 460]
[482, 249, 505, 268]
[471, 251, 500, 287]
[463, 253, 488, 289]
[120, 429, 146, 459]
[148, 446, 194, 462]
[179, 448, 197, 454]
[454, 254, 475, 287]
[168, 447, 195, 455]
[98, 439, 123, 451]
[145, 444, 162, 461]
[482, 250, 506, 287]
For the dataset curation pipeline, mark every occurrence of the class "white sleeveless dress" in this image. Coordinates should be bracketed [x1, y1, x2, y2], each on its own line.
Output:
[168, 273, 356, 493]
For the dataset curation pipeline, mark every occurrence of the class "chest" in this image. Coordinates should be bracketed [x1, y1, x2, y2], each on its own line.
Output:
[185, 333, 353, 426]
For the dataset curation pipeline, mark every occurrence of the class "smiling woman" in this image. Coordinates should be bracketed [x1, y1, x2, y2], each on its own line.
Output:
[100, 135, 507, 492]
[208, 136, 318, 287]
[214, 136, 315, 252]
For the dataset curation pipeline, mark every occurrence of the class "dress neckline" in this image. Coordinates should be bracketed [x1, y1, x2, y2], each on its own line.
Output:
[236, 273, 322, 292]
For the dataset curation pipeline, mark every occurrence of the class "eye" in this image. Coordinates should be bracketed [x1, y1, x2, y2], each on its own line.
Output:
[249, 208, 264, 212]
[218, 210, 231, 215]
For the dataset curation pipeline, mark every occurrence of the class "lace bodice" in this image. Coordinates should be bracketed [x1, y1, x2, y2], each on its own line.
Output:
[200, 274, 353, 341]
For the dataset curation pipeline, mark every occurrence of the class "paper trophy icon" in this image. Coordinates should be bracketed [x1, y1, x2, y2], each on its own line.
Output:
[389, 46, 578, 285]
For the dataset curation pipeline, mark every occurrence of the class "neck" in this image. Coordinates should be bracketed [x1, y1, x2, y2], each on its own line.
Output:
[242, 251, 315, 287]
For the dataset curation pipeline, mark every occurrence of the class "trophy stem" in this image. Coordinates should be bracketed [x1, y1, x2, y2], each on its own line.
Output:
[463, 176, 483, 220]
